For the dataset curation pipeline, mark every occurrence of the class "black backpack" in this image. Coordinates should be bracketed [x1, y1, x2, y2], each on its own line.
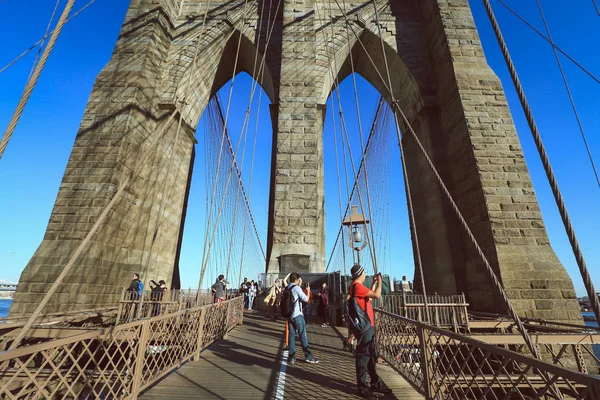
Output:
[346, 284, 372, 336]
[280, 284, 297, 318]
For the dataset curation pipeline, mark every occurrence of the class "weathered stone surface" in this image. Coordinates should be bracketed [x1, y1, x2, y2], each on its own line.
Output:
[11, 0, 582, 326]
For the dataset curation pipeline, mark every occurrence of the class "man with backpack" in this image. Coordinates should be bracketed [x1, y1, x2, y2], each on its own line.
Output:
[126, 273, 143, 300]
[281, 272, 320, 365]
[347, 264, 391, 399]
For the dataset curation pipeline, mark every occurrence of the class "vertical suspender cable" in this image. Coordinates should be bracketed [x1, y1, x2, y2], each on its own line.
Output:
[332, 0, 541, 359]
[368, 0, 429, 311]
[482, 0, 600, 326]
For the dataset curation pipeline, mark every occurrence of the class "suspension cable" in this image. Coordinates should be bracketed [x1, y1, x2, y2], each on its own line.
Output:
[482, 0, 600, 326]
[344, 14, 380, 273]
[0, 0, 76, 160]
[8, 108, 180, 350]
[368, 0, 429, 308]
[330, 94, 349, 277]
[592, 0, 600, 16]
[332, 0, 541, 359]
[198, 0, 281, 291]
[0, 0, 99, 75]
[28, 0, 61, 80]
[534, 0, 600, 187]
[10, 0, 232, 347]
[136, 108, 186, 318]
[318, 2, 378, 271]
[495, 0, 600, 85]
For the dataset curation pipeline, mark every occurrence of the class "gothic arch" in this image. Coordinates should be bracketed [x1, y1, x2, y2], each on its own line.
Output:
[159, 22, 275, 129]
[324, 26, 424, 124]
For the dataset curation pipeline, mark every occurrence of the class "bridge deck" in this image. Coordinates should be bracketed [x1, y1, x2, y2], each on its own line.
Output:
[141, 311, 422, 399]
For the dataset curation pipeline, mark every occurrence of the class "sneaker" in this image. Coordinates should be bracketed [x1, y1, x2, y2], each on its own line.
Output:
[320, 323, 328, 327]
[305, 357, 320, 364]
[287, 358, 295, 365]
[371, 382, 392, 394]
[358, 388, 377, 400]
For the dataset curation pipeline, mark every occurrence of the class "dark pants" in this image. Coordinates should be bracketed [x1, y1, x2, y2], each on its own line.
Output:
[287, 315, 313, 362]
[319, 302, 328, 324]
[271, 305, 280, 321]
[355, 326, 382, 390]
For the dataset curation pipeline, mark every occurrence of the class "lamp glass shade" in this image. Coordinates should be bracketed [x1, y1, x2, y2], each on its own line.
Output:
[352, 229, 362, 243]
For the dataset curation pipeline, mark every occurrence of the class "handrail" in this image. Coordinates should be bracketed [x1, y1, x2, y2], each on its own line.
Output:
[375, 309, 600, 399]
[0, 296, 244, 399]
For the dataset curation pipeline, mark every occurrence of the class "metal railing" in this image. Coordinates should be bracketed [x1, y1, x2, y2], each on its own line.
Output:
[375, 310, 600, 399]
[115, 289, 236, 324]
[371, 294, 470, 332]
[0, 296, 243, 399]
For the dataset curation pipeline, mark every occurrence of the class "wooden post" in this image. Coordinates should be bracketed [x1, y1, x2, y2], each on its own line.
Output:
[194, 307, 207, 361]
[239, 297, 244, 326]
[224, 300, 232, 340]
[131, 320, 149, 399]
[417, 326, 435, 399]
[115, 288, 125, 326]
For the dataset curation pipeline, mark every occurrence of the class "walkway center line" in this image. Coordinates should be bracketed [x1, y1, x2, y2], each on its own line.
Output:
[275, 349, 288, 400]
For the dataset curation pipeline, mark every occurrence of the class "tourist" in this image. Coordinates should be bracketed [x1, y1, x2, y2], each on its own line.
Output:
[318, 282, 329, 327]
[126, 273, 143, 300]
[248, 280, 257, 310]
[349, 264, 391, 399]
[265, 279, 281, 319]
[240, 277, 250, 308]
[150, 280, 167, 317]
[212, 275, 227, 304]
[302, 282, 312, 321]
[283, 272, 319, 365]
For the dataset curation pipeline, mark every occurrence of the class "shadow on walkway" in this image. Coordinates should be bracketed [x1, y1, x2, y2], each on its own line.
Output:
[141, 311, 422, 399]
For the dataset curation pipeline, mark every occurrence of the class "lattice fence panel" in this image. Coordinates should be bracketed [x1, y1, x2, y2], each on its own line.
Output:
[375, 310, 600, 399]
[0, 323, 143, 399]
[0, 297, 244, 399]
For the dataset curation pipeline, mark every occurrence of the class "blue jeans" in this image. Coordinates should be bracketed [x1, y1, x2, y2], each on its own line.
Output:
[304, 303, 311, 319]
[248, 294, 255, 309]
[287, 315, 313, 361]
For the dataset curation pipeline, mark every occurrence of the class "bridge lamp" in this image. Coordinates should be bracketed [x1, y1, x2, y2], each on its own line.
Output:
[342, 205, 370, 265]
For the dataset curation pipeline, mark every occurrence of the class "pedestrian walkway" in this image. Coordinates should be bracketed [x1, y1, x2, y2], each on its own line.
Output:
[141, 311, 422, 399]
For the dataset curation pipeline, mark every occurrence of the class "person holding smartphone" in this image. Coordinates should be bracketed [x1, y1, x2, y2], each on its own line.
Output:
[349, 265, 391, 399]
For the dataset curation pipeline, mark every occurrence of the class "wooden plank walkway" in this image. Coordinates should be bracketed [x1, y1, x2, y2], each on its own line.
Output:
[141, 311, 423, 399]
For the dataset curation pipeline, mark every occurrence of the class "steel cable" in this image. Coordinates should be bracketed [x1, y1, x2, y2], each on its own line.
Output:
[483, 0, 600, 336]
[0, 0, 76, 159]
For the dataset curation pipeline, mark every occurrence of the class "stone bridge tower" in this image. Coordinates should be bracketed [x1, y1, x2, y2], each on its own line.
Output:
[11, 0, 581, 323]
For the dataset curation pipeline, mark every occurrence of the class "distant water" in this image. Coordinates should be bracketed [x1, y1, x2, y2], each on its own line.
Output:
[0, 299, 11, 318]
[582, 312, 600, 363]
[583, 312, 598, 327]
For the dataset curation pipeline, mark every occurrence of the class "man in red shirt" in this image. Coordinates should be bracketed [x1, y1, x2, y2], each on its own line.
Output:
[349, 264, 391, 399]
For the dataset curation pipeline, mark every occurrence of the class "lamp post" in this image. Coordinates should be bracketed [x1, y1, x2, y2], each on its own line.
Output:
[342, 205, 370, 266]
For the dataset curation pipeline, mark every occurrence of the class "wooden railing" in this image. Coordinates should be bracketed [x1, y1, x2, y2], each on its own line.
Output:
[375, 309, 600, 399]
[0, 296, 243, 399]
[372, 294, 470, 332]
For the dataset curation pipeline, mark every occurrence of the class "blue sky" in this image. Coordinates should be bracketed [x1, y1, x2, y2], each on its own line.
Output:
[0, 0, 598, 295]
